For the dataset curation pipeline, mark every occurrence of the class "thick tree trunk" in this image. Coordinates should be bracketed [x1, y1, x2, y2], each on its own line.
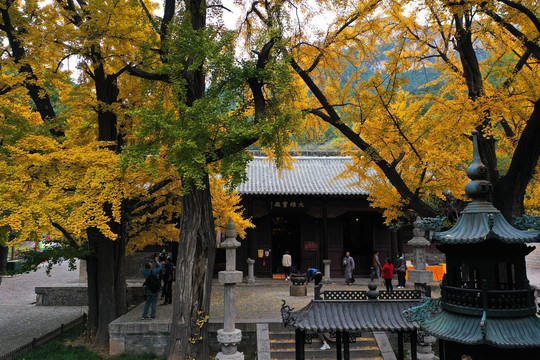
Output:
[83, 48, 128, 348]
[493, 99, 540, 220]
[452, 13, 540, 221]
[86, 253, 99, 337]
[86, 222, 127, 348]
[0, 245, 8, 273]
[168, 174, 216, 360]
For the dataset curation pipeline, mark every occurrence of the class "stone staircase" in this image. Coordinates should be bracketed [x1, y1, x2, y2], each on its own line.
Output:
[268, 327, 383, 360]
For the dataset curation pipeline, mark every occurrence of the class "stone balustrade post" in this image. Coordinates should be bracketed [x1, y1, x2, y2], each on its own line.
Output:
[79, 259, 87, 283]
[216, 219, 244, 360]
[322, 259, 332, 284]
[245, 258, 256, 285]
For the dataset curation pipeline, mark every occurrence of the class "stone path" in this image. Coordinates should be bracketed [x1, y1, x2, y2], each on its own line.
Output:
[208, 276, 433, 321]
[0, 261, 86, 357]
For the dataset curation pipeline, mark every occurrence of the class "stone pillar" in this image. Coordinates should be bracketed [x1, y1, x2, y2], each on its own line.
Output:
[79, 259, 87, 283]
[322, 259, 332, 284]
[244, 258, 255, 285]
[216, 219, 244, 360]
[407, 217, 433, 291]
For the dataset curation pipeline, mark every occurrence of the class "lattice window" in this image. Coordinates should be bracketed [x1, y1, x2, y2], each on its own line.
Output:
[378, 290, 423, 300]
[322, 290, 368, 300]
[323, 290, 423, 300]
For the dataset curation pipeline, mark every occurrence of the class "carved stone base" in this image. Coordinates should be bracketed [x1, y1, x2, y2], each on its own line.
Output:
[407, 269, 433, 284]
[290, 284, 307, 296]
[218, 270, 243, 284]
[217, 328, 242, 344]
[215, 351, 244, 360]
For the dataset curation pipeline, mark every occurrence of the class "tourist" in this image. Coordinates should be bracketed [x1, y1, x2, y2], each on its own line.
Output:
[158, 248, 168, 263]
[158, 249, 167, 299]
[372, 251, 382, 278]
[318, 333, 331, 350]
[382, 258, 394, 292]
[142, 257, 162, 320]
[161, 257, 175, 305]
[343, 251, 355, 285]
[396, 253, 407, 288]
[306, 267, 319, 283]
[282, 251, 292, 280]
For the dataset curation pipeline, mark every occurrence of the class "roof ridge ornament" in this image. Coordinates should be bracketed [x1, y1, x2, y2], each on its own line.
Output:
[464, 130, 493, 201]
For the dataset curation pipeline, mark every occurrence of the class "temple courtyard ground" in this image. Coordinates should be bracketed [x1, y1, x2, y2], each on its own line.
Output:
[1, 260, 539, 358]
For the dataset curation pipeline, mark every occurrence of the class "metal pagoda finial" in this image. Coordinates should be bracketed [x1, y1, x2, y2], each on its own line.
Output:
[464, 130, 493, 200]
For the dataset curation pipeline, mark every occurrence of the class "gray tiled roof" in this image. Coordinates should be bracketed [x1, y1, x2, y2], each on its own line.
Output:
[283, 300, 421, 332]
[237, 156, 368, 196]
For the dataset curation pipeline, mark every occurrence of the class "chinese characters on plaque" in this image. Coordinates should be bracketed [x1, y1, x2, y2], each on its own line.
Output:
[272, 200, 305, 209]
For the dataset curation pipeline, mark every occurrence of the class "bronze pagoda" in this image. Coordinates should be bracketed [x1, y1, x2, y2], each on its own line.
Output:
[406, 131, 540, 359]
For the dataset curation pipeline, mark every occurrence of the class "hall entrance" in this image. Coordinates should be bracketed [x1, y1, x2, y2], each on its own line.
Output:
[342, 212, 377, 275]
[272, 216, 301, 276]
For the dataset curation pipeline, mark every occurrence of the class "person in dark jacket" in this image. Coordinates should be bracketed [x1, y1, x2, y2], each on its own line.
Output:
[161, 257, 175, 305]
[158, 249, 167, 299]
[396, 253, 407, 288]
[142, 257, 162, 319]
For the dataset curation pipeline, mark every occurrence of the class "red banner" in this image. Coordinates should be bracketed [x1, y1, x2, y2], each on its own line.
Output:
[304, 241, 319, 252]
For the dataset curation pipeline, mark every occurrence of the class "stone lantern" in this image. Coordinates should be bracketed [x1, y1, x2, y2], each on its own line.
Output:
[216, 218, 244, 360]
[407, 217, 433, 291]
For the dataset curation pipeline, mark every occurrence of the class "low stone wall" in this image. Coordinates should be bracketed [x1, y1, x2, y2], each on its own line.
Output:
[109, 304, 263, 357]
[109, 319, 171, 356]
[35, 285, 145, 306]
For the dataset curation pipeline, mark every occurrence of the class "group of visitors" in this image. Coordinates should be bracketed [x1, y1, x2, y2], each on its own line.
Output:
[141, 249, 176, 320]
[282, 250, 408, 293]
[372, 251, 408, 292]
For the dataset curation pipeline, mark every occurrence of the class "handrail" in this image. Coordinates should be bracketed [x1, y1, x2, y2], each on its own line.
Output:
[442, 285, 536, 316]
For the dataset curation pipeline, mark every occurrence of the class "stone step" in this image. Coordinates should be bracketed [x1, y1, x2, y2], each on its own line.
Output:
[268, 330, 381, 359]
[269, 330, 376, 344]
[269, 338, 377, 350]
[269, 347, 382, 360]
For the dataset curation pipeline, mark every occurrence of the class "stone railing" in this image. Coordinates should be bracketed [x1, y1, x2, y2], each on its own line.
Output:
[322, 290, 424, 301]
[442, 285, 536, 317]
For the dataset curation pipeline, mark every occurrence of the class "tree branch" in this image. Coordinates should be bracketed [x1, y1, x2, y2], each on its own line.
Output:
[160, 0, 176, 40]
[292, 58, 437, 217]
[502, 49, 531, 89]
[481, 4, 540, 61]
[494, 98, 540, 216]
[496, 0, 540, 34]
[51, 222, 79, 249]
[210, 37, 278, 163]
[138, 0, 160, 33]
[127, 64, 170, 82]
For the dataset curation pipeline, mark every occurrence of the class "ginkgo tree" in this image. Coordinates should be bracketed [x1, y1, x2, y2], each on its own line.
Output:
[119, 0, 301, 357]
[0, 0, 258, 350]
[249, 0, 539, 225]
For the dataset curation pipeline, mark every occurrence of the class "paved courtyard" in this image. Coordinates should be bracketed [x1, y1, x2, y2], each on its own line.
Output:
[0, 261, 86, 357]
[1, 261, 539, 358]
